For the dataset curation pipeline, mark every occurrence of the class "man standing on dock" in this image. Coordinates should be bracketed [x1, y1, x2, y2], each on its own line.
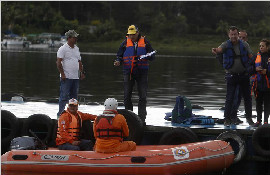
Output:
[212, 26, 254, 126]
[114, 25, 156, 125]
[215, 30, 250, 125]
[56, 30, 85, 117]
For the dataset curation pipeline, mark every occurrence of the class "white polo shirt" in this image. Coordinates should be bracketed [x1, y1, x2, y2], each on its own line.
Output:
[57, 43, 81, 79]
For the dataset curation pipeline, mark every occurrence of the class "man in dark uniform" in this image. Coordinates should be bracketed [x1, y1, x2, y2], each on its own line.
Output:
[114, 25, 156, 125]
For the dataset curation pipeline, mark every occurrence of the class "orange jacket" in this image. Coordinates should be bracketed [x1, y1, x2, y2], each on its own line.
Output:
[93, 112, 129, 150]
[56, 109, 97, 146]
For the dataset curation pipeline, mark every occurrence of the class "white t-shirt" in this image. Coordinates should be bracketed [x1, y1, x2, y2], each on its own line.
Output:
[57, 43, 81, 79]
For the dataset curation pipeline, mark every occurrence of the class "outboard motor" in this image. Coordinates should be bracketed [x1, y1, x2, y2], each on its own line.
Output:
[10, 136, 47, 150]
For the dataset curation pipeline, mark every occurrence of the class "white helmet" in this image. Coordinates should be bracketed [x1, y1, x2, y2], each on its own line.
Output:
[104, 98, 118, 110]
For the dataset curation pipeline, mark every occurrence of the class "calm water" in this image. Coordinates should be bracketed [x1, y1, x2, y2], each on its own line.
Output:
[1, 46, 254, 110]
[0, 46, 264, 175]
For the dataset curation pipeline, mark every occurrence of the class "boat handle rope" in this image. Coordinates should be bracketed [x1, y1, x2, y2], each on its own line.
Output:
[32, 142, 231, 160]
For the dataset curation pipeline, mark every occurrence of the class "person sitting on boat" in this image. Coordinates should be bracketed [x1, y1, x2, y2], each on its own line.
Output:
[56, 98, 97, 151]
[93, 98, 136, 153]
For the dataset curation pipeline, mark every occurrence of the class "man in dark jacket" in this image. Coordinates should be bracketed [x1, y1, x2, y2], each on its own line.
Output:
[114, 25, 156, 125]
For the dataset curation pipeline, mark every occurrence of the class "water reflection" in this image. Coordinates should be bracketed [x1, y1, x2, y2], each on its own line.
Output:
[1, 48, 254, 110]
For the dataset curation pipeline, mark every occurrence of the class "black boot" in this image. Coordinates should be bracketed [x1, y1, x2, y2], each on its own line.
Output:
[246, 117, 254, 125]
[139, 115, 146, 126]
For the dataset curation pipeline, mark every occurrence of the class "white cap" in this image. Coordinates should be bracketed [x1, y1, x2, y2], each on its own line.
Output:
[68, 98, 78, 105]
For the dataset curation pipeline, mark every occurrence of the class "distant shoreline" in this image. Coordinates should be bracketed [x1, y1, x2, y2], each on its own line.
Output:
[1, 34, 263, 57]
[79, 34, 262, 56]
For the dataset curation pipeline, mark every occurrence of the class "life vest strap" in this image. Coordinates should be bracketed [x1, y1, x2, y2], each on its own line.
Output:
[96, 128, 123, 138]
[96, 129, 122, 132]
[265, 75, 270, 89]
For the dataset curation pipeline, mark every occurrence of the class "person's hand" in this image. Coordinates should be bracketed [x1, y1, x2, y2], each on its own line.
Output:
[268, 58, 270, 63]
[61, 73, 66, 81]
[261, 69, 267, 75]
[72, 141, 80, 146]
[80, 72, 85, 80]
[256, 66, 263, 72]
[212, 48, 218, 55]
[114, 61, 120, 66]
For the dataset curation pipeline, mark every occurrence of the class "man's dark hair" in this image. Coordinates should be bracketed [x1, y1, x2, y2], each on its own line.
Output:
[228, 26, 239, 33]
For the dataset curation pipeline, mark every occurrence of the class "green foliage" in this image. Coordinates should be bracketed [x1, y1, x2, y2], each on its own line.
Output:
[257, 17, 270, 37]
[1, 1, 270, 40]
[216, 20, 229, 35]
[93, 19, 122, 41]
[77, 25, 97, 42]
[247, 17, 270, 38]
[12, 24, 23, 35]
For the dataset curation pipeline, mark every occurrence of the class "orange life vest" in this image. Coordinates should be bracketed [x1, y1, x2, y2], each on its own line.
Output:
[56, 110, 82, 142]
[123, 37, 148, 72]
[251, 52, 270, 96]
[95, 111, 123, 141]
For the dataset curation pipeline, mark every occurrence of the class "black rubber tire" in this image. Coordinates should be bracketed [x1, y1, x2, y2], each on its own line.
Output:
[252, 124, 270, 157]
[1, 93, 27, 101]
[117, 109, 144, 145]
[184, 128, 199, 141]
[158, 128, 199, 145]
[1, 110, 18, 154]
[217, 130, 246, 163]
[22, 114, 53, 145]
[81, 120, 95, 141]
[47, 119, 58, 147]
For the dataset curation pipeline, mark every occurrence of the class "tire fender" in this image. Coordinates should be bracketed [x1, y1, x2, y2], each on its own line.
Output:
[22, 114, 53, 144]
[81, 120, 95, 141]
[47, 119, 58, 147]
[159, 128, 198, 145]
[1, 110, 18, 154]
[217, 130, 246, 163]
[117, 109, 144, 145]
[1, 93, 27, 101]
[252, 124, 270, 157]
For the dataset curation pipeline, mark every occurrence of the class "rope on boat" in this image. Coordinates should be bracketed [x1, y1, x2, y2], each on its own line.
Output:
[32, 142, 231, 160]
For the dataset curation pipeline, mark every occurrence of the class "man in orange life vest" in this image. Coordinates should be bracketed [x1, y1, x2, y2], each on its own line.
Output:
[114, 25, 156, 125]
[56, 98, 97, 151]
[93, 98, 136, 153]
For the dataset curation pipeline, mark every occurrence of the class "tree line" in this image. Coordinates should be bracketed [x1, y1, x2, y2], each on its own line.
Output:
[1, 1, 270, 42]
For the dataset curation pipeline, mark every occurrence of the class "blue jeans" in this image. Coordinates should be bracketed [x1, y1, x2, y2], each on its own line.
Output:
[58, 139, 93, 151]
[224, 73, 252, 120]
[123, 70, 148, 121]
[57, 78, 79, 117]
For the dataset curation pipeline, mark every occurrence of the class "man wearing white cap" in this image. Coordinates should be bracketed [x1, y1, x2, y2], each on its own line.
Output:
[114, 25, 156, 125]
[56, 98, 97, 151]
[56, 30, 86, 117]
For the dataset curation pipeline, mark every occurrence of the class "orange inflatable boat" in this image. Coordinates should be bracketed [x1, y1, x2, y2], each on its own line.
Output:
[1, 140, 234, 175]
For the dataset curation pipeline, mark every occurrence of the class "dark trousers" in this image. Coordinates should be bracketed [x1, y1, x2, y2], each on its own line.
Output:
[256, 91, 270, 123]
[231, 84, 242, 118]
[123, 72, 148, 121]
[58, 139, 93, 151]
[224, 74, 252, 120]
